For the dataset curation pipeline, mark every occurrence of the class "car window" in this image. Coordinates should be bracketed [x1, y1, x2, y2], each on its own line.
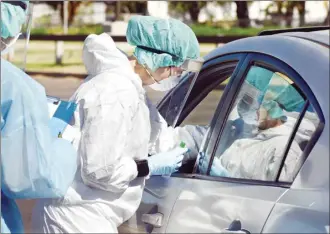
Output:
[207, 65, 319, 183]
[158, 61, 238, 127]
[279, 103, 320, 182]
[157, 72, 193, 126]
[180, 78, 229, 127]
[156, 60, 239, 174]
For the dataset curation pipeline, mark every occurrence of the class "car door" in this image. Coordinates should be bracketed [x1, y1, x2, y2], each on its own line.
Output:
[163, 53, 323, 233]
[120, 53, 311, 233]
[158, 54, 285, 233]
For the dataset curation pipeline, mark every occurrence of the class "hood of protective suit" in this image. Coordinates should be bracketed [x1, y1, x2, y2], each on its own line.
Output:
[83, 33, 132, 76]
[82, 33, 145, 97]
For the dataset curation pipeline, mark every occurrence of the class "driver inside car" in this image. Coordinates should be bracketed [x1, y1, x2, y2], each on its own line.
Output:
[209, 77, 311, 182]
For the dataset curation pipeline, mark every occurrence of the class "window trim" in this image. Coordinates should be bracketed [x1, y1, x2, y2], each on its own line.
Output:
[275, 100, 310, 182]
[189, 54, 250, 173]
[170, 173, 291, 188]
[202, 52, 325, 187]
[195, 54, 253, 174]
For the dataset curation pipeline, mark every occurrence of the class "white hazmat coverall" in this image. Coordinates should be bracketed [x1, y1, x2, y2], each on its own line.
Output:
[32, 33, 151, 233]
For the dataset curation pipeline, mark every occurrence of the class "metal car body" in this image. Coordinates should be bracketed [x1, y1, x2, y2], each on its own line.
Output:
[119, 27, 330, 233]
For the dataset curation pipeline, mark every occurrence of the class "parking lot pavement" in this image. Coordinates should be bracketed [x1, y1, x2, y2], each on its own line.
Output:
[17, 75, 223, 232]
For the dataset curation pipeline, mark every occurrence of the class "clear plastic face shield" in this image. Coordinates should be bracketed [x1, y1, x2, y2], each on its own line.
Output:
[1, 1, 34, 71]
[158, 57, 205, 127]
[147, 57, 204, 93]
[236, 81, 262, 123]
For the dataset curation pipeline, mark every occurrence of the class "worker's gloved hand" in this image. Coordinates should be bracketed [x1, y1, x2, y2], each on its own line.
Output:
[148, 147, 188, 176]
[210, 158, 229, 177]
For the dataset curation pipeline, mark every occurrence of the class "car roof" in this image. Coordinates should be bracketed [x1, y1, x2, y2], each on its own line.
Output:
[278, 29, 330, 47]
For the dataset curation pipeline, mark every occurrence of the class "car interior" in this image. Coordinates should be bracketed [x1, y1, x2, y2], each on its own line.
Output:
[158, 62, 238, 174]
[160, 64, 320, 180]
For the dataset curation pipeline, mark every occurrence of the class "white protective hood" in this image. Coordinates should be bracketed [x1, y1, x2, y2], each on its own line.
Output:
[83, 33, 130, 75]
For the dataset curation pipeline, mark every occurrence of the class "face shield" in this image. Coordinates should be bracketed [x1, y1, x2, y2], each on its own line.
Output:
[158, 57, 205, 127]
[1, 1, 33, 71]
[148, 57, 204, 92]
[236, 81, 262, 124]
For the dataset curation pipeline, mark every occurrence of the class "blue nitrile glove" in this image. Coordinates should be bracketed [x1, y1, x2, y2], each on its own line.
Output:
[148, 147, 189, 176]
[210, 158, 230, 177]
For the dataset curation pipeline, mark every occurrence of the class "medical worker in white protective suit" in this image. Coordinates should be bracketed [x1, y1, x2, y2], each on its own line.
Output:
[210, 72, 315, 182]
[32, 16, 203, 233]
[1, 1, 77, 233]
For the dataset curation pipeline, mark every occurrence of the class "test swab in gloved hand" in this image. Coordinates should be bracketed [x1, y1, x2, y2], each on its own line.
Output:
[148, 145, 189, 176]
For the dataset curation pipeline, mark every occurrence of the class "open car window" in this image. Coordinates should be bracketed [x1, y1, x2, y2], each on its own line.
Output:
[158, 62, 238, 127]
[156, 60, 240, 175]
[157, 72, 194, 127]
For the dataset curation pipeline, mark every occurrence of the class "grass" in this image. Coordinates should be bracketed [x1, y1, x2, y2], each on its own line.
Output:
[30, 24, 287, 36]
[31, 24, 104, 35]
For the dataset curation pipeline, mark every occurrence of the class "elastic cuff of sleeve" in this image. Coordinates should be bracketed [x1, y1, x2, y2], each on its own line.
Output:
[135, 159, 150, 177]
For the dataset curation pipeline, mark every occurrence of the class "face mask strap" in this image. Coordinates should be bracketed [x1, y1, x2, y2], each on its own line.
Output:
[142, 64, 160, 84]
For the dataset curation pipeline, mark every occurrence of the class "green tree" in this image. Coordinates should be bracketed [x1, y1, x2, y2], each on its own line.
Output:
[325, 10, 330, 25]
[39, 1, 84, 26]
[265, 1, 306, 27]
[214, 1, 251, 28]
[286, 1, 306, 27]
[104, 1, 148, 20]
[169, 1, 207, 22]
[323, 1, 330, 25]
[234, 1, 250, 28]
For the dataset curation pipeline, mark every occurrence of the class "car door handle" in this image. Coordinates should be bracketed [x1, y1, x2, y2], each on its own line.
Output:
[221, 219, 251, 234]
[141, 212, 164, 228]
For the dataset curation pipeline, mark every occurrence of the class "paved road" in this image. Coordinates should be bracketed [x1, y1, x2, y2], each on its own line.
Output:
[16, 75, 223, 233]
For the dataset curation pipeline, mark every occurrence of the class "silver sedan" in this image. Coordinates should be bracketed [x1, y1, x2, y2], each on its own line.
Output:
[120, 27, 329, 233]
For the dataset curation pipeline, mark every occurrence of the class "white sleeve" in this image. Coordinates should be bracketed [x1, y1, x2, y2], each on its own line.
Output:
[79, 102, 138, 193]
[147, 97, 207, 158]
